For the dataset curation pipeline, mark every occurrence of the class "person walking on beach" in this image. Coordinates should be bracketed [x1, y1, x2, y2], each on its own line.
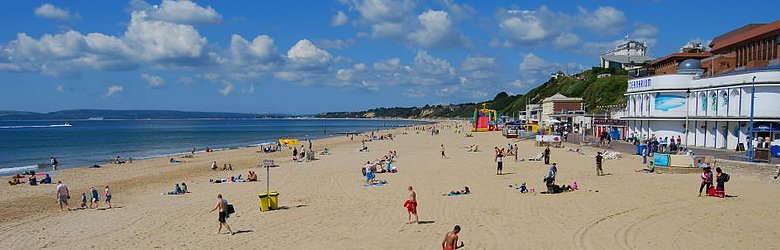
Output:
[495, 149, 504, 175]
[50, 157, 58, 170]
[513, 144, 519, 162]
[56, 181, 70, 211]
[543, 146, 551, 164]
[209, 194, 234, 235]
[104, 186, 113, 208]
[441, 225, 464, 250]
[90, 186, 100, 209]
[441, 144, 446, 158]
[308, 140, 313, 151]
[595, 152, 604, 176]
[404, 186, 418, 224]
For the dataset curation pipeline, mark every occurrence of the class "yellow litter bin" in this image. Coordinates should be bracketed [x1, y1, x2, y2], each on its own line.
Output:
[258, 191, 279, 212]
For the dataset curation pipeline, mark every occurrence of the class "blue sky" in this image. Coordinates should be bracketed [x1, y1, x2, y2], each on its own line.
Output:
[0, 0, 777, 114]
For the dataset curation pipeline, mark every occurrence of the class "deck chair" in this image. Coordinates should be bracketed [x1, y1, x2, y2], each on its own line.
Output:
[528, 152, 544, 161]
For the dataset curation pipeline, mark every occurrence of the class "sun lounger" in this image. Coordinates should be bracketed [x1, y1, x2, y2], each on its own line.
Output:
[528, 152, 544, 161]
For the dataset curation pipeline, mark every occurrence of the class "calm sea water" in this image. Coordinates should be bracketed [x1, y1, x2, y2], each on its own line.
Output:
[0, 119, 425, 175]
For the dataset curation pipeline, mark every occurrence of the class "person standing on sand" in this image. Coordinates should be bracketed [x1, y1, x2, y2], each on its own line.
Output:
[308, 140, 313, 151]
[404, 186, 418, 224]
[543, 146, 551, 164]
[56, 181, 70, 211]
[441, 144, 446, 158]
[699, 167, 713, 196]
[495, 150, 504, 175]
[513, 144, 519, 161]
[211, 161, 218, 171]
[441, 225, 464, 250]
[90, 186, 100, 209]
[209, 194, 234, 235]
[104, 186, 112, 208]
[50, 157, 58, 171]
[595, 152, 604, 176]
[714, 167, 727, 198]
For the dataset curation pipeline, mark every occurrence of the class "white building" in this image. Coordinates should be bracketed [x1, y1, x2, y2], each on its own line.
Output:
[601, 40, 654, 70]
[622, 59, 780, 150]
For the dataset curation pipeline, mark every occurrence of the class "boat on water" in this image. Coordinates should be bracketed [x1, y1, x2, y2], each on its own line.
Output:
[63, 122, 73, 126]
[278, 138, 300, 145]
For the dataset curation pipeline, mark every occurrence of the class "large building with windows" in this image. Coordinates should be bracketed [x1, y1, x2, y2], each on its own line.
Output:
[621, 21, 780, 150]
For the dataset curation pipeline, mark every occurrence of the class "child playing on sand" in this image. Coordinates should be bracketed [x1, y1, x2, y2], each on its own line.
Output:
[80, 192, 87, 209]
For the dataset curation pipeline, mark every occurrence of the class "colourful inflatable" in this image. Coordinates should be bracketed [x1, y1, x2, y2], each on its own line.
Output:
[472, 104, 498, 132]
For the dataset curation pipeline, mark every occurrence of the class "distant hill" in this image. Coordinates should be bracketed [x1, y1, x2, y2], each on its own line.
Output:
[0, 109, 290, 120]
[316, 67, 629, 118]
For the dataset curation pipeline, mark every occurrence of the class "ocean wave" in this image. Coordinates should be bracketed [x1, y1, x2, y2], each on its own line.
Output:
[0, 165, 38, 175]
[0, 124, 72, 129]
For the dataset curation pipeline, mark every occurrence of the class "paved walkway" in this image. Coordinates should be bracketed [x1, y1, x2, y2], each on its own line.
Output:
[564, 133, 778, 165]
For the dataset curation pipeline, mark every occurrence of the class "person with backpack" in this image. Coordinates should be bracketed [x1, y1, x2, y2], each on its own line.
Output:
[714, 167, 729, 198]
[209, 194, 234, 235]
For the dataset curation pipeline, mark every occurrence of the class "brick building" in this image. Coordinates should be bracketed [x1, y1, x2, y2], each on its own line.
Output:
[541, 93, 583, 127]
[707, 20, 780, 75]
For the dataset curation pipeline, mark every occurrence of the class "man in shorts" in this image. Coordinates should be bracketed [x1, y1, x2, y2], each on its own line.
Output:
[441, 225, 464, 250]
[209, 194, 234, 235]
[56, 181, 70, 211]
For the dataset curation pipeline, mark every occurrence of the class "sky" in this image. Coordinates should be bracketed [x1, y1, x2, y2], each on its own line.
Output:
[0, 0, 778, 114]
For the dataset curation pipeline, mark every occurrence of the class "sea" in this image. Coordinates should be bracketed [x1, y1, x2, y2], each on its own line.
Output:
[0, 119, 426, 175]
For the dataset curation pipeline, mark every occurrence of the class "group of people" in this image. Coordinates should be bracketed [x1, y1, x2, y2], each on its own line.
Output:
[8, 173, 52, 186]
[361, 151, 398, 184]
[164, 183, 189, 195]
[55, 181, 113, 211]
[210, 161, 233, 171]
[699, 166, 729, 198]
[114, 156, 131, 164]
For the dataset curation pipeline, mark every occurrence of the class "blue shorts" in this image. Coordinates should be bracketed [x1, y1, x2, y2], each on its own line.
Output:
[366, 172, 374, 181]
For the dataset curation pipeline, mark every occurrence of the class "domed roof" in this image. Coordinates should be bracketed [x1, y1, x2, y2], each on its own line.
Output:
[678, 59, 702, 70]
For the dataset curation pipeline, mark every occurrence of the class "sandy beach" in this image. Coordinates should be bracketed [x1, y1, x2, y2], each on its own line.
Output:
[2, 120, 780, 249]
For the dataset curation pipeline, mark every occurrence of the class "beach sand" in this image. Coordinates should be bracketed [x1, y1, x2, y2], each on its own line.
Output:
[2, 121, 780, 249]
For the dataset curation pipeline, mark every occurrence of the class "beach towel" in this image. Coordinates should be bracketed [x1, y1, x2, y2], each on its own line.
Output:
[446, 193, 469, 197]
[363, 183, 384, 187]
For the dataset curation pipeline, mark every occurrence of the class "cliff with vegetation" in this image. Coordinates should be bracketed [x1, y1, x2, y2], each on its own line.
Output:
[317, 67, 629, 118]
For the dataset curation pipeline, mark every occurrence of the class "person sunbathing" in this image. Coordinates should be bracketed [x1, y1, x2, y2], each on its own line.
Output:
[247, 171, 258, 182]
[446, 186, 470, 195]
[170, 158, 182, 163]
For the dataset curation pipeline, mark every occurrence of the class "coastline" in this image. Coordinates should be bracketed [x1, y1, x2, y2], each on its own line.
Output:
[3, 119, 780, 249]
[0, 118, 429, 175]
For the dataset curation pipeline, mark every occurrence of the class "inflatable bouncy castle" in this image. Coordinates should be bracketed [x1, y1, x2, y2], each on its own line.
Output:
[472, 104, 498, 132]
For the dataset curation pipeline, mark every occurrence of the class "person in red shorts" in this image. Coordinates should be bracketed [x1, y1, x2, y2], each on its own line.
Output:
[404, 185, 418, 224]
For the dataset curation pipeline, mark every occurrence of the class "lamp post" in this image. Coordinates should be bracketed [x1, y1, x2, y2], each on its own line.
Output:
[685, 89, 691, 147]
[746, 76, 756, 161]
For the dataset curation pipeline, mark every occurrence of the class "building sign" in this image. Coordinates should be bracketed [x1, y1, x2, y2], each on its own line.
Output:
[593, 118, 627, 126]
[628, 78, 651, 89]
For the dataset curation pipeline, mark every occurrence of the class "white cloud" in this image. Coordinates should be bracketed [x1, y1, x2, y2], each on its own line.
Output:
[410, 50, 455, 85]
[518, 53, 583, 86]
[441, 0, 475, 20]
[331, 11, 348, 26]
[630, 22, 660, 47]
[141, 73, 164, 87]
[242, 83, 255, 94]
[345, 0, 467, 48]
[409, 10, 466, 48]
[56, 85, 65, 92]
[497, 6, 631, 48]
[132, 0, 222, 25]
[34, 4, 77, 21]
[286, 39, 332, 69]
[578, 6, 625, 36]
[124, 11, 208, 62]
[229, 34, 279, 64]
[497, 7, 562, 44]
[218, 83, 234, 96]
[314, 38, 355, 50]
[104, 85, 124, 97]
[553, 32, 580, 49]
